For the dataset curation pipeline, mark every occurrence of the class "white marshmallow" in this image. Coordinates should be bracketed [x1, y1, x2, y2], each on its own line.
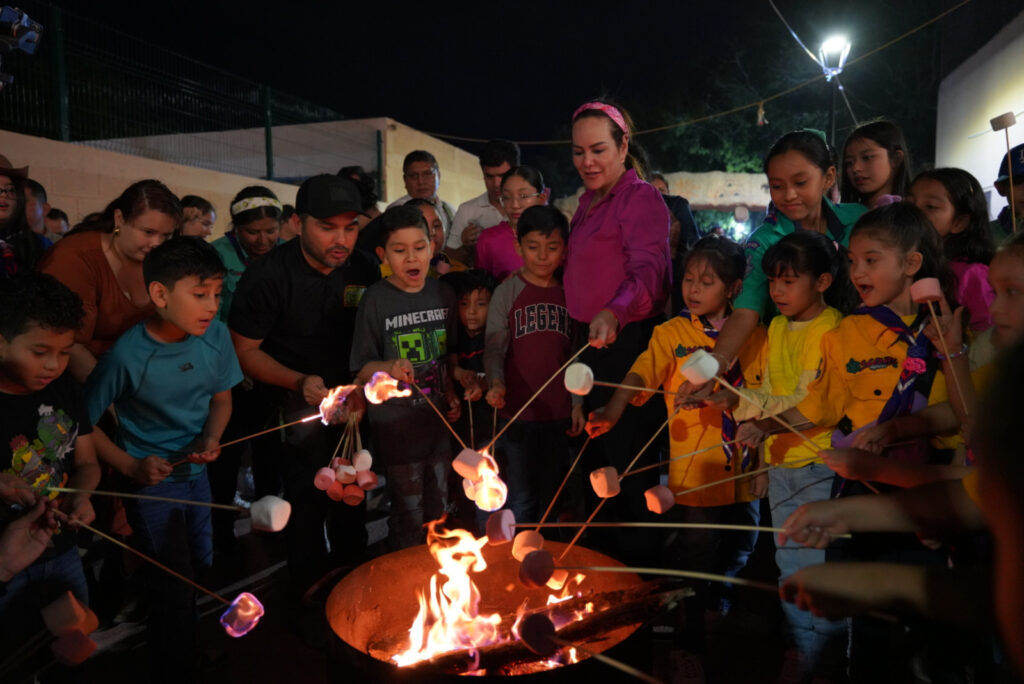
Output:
[991, 111, 1017, 131]
[51, 629, 96, 665]
[352, 449, 373, 472]
[910, 277, 942, 304]
[463, 478, 479, 500]
[511, 530, 544, 562]
[546, 568, 570, 591]
[519, 549, 555, 589]
[335, 464, 358, 484]
[485, 509, 516, 545]
[589, 466, 621, 498]
[679, 349, 719, 384]
[452, 448, 486, 480]
[563, 362, 595, 396]
[644, 485, 676, 514]
[41, 591, 98, 637]
[250, 495, 291, 532]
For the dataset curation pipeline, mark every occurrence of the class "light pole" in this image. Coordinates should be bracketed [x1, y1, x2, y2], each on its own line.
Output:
[819, 35, 851, 146]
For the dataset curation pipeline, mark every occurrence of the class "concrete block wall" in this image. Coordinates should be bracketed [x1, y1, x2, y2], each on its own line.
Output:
[382, 119, 483, 208]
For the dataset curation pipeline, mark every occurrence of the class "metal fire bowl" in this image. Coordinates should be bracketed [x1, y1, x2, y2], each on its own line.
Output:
[327, 540, 642, 680]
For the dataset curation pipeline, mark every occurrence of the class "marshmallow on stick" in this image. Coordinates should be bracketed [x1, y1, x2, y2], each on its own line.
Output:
[589, 466, 621, 498]
[511, 530, 544, 562]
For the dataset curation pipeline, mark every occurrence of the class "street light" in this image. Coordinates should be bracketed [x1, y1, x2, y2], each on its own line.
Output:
[818, 35, 851, 146]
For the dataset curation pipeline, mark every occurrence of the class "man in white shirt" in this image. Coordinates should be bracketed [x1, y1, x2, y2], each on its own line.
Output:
[386, 150, 456, 243]
[448, 139, 520, 265]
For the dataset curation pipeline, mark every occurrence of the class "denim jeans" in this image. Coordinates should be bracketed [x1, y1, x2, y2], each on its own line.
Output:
[769, 463, 847, 679]
[496, 418, 570, 529]
[124, 473, 213, 684]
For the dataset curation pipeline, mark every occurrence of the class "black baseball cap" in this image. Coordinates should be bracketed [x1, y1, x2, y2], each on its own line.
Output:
[296, 174, 362, 219]
[996, 143, 1024, 183]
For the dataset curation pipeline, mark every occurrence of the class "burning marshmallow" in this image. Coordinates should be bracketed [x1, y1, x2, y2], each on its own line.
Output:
[41, 591, 98, 637]
[250, 495, 291, 533]
[644, 485, 676, 514]
[518, 613, 559, 657]
[313, 467, 336, 491]
[355, 470, 379, 490]
[51, 629, 97, 665]
[546, 568, 570, 591]
[452, 448, 486, 480]
[352, 449, 373, 472]
[363, 371, 412, 404]
[679, 348, 720, 384]
[335, 463, 358, 484]
[563, 362, 595, 396]
[341, 484, 365, 506]
[512, 530, 544, 562]
[910, 277, 942, 304]
[589, 466, 621, 498]
[319, 384, 358, 425]
[485, 509, 516, 545]
[219, 591, 264, 638]
[519, 549, 555, 589]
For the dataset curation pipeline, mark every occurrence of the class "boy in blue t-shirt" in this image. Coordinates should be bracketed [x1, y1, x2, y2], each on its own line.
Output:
[87, 237, 242, 683]
[0, 273, 100, 676]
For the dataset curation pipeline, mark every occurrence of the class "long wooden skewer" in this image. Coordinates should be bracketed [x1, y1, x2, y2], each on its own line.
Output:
[486, 343, 591, 452]
[559, 409, 679, 561]
[709, 378, 881, 495]
[621, 440, 739, 478]
[1007, 127, 1018, 233]
[58, 513, 229, 605]
[549, 635, 662, 684]
[535, 436, 592, 531]
[924, 300, 969, 418]
[590, 380, 677, 396]
[411, 381, 468, 450]
[169, 412, 322, 467]
[48, 486, 245, 512]
[518, 520, 851, 539]
[468, 398, 475, 448]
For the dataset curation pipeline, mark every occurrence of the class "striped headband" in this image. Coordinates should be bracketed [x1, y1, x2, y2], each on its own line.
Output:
[231, 196, 282, 217]
[572, 102, 628, 134]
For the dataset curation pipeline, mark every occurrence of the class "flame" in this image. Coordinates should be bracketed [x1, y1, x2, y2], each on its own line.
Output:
[364, 371, 413, 404]
[462, 449, 508, 512]
[318, 384, 358, 425]
[392, 521, 503, 667]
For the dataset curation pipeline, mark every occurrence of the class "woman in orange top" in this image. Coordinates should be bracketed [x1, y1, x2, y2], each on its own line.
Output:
[39, 180, 181, 382]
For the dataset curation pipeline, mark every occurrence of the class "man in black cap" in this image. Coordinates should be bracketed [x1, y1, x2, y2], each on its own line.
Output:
[228, 174, 379, 639]
[992, 142, 1024, 242]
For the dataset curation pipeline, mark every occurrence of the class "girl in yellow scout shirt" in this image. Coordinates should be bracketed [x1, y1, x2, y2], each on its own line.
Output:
[586, 235, 766, 653]
[708, 230, 852, 682]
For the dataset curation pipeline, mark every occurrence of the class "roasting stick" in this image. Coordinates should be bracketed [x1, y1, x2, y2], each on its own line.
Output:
[619, 440, 740, 478]
[923, 299, 969, 418]
[533, 436, 593, 532]
[168, 412, 322, 468]
[590, 380, 678, 396]
[554, 639, 662, 684]
[517, 521, 851, 539]
[56, 512, 230, 605]
[485, 343, 591, 452]
[48, 486, 246, 512]
[468, 398, 475, 447]
[410, 381, 468, 450]
[558, 409, 680, 561]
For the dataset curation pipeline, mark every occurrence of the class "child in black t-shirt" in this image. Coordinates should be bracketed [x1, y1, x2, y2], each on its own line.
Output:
[0, 273, 100, 670]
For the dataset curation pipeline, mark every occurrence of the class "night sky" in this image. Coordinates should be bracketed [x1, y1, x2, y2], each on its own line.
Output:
[65, 0, 970, 144]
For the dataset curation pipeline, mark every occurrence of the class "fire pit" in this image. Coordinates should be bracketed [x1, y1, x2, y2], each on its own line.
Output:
[327, 527, 688, 681]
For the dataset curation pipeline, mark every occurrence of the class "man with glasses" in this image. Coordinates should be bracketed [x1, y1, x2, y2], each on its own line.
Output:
[387, 150, 455, 246]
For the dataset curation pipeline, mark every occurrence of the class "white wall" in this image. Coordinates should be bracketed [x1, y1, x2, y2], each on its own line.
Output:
[936, 10, 1024, 218]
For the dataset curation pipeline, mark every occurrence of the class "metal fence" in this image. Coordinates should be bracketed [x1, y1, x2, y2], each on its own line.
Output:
[0, 1, 375, 181]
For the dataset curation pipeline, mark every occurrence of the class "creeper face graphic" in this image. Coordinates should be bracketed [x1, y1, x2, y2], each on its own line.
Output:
[398, 332, 426, 363]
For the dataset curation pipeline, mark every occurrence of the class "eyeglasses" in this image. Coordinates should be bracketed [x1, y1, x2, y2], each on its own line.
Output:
[500, 192, 543, 205]
[404, 170, 437, 181]
[0, 186, 17, 198]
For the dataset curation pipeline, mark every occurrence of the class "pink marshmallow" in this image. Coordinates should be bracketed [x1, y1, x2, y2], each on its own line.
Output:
[51, 629, 96, 665]
[341, 484, 365, 506]
[313, 467, 336, 491]
[355, 470, 379, 490]
[41, 591, 98, 637]
[519, 549, 555, 589]
[352, 449, 373, 472]
[910, 278, 942, 304]
[326, 479, 345, 502]
[485, 509, 516, 545]
[335, 464, 357, 484]
[644, 485, 676, 514]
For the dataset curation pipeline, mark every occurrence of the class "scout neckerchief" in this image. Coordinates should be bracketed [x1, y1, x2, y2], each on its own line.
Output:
[225, 231, 253, 268]
[678, 309, 752, 472]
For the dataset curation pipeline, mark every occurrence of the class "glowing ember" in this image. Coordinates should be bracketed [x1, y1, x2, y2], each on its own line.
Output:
[219, 592, 264, 637]
[319, 385, 358, 425]
[392, 522, 503, 666]
[461, 449, 508, 512]
[364, 371, 413, 404]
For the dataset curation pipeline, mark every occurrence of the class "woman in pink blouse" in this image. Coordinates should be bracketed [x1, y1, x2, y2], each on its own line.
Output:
[565, 100, 671, 566]
[474, 166, 547, 281]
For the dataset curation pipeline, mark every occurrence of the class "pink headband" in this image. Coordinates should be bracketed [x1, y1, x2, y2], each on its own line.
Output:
[572, 102, 628, 134]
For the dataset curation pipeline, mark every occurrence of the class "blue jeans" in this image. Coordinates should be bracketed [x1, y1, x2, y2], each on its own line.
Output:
[497, 418, 571, 530]
[769, 463, 847, 679]
[124, 473, 213, 684]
